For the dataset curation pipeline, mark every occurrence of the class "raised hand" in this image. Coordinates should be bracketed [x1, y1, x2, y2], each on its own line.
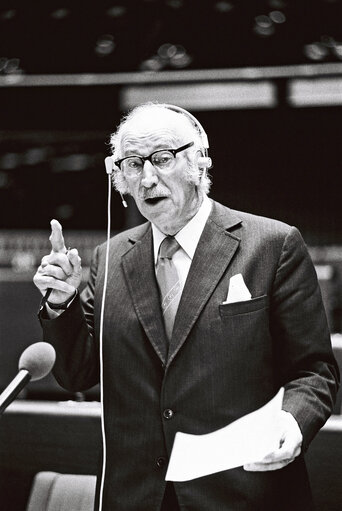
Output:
[33, 219, 82, 305]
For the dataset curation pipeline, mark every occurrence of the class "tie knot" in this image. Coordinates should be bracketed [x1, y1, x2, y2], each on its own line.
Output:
[159, 236, 180, 259]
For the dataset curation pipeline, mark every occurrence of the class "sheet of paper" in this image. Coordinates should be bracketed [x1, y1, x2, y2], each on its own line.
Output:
[165, 387, 284, 482]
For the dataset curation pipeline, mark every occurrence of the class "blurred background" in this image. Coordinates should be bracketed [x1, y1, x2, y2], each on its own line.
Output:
[1, 0, 342, 509]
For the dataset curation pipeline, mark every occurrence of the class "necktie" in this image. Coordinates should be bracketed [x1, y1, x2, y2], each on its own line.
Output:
[156, 236, 181, 341]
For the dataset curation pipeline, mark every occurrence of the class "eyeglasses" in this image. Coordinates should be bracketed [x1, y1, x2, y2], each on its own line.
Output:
[114, 141, 194, 177]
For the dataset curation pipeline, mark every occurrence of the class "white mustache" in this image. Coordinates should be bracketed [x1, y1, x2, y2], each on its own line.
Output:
[139, 187, 171, 200]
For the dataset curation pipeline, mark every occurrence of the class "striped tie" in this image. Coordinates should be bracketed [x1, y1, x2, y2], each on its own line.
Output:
[156, 236, 181, 341]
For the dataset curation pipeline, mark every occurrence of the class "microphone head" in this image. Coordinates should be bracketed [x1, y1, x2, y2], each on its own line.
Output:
[18, 342, 56, 381]
[104, 156, 114, 175]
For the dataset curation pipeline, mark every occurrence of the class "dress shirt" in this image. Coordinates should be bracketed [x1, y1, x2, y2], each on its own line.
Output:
[46, 195, 212, 318]
[152, 195, 212, 293]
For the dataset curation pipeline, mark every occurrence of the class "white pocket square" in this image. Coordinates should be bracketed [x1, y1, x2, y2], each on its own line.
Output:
[222, 274, 252, 304]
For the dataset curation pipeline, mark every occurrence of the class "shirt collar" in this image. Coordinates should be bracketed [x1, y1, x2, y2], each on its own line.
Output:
[152, 195, 212, 264]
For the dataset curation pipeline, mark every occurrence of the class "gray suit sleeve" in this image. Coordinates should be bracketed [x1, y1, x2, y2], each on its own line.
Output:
[39, 246, 100, 392]
[271, 226, 339, 450]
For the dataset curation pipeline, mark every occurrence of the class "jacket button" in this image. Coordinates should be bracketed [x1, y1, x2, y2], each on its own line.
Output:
[156, 456, 166, 468]
[163, 408, 174, 420]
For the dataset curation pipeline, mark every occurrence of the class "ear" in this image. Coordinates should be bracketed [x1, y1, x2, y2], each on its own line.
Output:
[197, 156, 212, 169]
[194, 150, 212, 170]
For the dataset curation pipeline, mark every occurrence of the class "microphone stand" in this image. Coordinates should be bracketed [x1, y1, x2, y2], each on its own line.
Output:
[0, 370, 31, 415]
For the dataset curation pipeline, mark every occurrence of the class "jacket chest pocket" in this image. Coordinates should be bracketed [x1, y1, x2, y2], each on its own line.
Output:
[219, 294, 269, 318]
[215, 295, 271, 356]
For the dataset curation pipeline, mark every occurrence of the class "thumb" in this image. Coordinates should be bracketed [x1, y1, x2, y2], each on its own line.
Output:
[49, 219, 67, 254]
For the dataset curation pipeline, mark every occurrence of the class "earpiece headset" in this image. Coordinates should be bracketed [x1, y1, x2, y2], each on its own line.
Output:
[99, 105, 210, 511]
[104, 104, 212, 208]
[161, 103, 212, 170]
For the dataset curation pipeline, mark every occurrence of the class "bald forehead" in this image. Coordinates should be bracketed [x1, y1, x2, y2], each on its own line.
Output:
[120, 107, 193, 149]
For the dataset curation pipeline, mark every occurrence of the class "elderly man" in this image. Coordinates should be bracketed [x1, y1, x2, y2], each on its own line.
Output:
[34, 103, 338, 511]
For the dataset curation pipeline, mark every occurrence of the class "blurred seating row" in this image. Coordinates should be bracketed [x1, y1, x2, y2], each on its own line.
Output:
[26, 472, 96, 511]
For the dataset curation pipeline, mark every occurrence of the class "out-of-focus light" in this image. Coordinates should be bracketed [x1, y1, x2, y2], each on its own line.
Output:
[0, 171, 10, 189]
[254, 15, 275, 37]
[121, 82, 276, 111]
[169, 46, 192, 68]
[140, 56, 164, 71]
[214, 1, 234, 13]
[50, 8, 70, 19]
[0, 57, 22, 75]
[0, 57, 7, 72]
[268, 0, 287, 8]
[95, 35, 116, 56]
[332, 43, 342, 59]
[269, 10, 286, 23]
[11, 251, 36, 273]
[255, 15, 273, 28]
[321, 35, 337, 48]
[289, 77, 342, 107]
[315, 265, 333, 281]
[24, 147, 48, 166]
[106, 6, 127, 18]
[149, 44, 192, 70]
[0, 9, 16, 21]
[51, 154, 90, 172]
[55, 204, 74, 220]
[158, 43, 178, 59]
[304, 43, 329, 61]
[5, 58, 21, 74]
[0, 153, 21, 170]
[165, 0, 184, 8]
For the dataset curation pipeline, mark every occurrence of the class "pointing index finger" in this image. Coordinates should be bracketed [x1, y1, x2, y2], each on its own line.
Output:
[49, 219, 67, 254]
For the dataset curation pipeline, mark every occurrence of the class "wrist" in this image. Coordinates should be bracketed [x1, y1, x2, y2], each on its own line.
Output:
[47, 290, 78, 310]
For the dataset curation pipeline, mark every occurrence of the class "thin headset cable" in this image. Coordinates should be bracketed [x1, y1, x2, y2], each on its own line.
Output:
[98, 108, 207, 508]
[98, 172, 112, 511]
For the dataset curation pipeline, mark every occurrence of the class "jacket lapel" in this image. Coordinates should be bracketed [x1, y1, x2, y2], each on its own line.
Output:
[167, 201, 242, 367]
[121, 225, 168, 365]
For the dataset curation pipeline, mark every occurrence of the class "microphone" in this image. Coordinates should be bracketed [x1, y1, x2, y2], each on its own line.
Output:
[104, 156, 113, 175]
[104, 156, 128, 208]
[0, 342, 56, 415]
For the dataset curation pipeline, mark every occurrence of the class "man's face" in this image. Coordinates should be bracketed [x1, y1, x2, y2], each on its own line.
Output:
[120, 123, 202, 235]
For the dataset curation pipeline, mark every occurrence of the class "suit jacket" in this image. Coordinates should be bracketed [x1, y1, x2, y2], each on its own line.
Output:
[40, 200, 339, 511]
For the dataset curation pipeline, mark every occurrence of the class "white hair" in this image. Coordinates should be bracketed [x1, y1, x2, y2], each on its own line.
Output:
[109, 103, 212, 195]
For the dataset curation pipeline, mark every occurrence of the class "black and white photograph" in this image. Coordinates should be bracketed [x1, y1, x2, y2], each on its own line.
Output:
[0, 1, 342, 510]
